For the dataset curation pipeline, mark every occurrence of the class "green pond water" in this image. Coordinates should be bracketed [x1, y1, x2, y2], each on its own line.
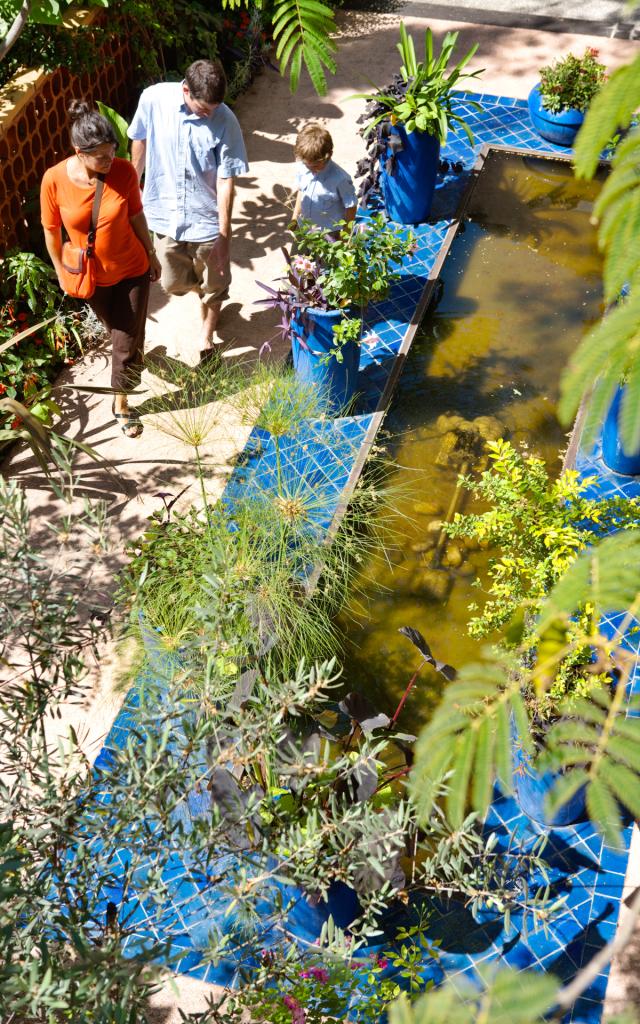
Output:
[337, 149, 606, 725]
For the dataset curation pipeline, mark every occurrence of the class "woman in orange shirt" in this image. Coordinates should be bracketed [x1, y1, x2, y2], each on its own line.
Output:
[41, 101, 161, 437]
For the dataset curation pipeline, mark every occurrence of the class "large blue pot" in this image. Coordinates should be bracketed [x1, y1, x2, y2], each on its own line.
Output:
[602, 385, 640, 475]
[380, 124, 441, 225]
[513, 728, 586, 827]
[527, 84, 585, 148]
[291, 307, 360, 413]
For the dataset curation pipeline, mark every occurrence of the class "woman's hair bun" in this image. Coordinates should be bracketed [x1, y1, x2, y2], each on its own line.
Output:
[68, 99, 93, 123]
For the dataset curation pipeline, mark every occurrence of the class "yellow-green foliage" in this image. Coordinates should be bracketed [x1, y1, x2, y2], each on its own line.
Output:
[445, 438, 640, 637]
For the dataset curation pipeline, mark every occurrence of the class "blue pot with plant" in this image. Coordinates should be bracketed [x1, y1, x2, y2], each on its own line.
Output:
[352, 23, 483, 224]
[602, 384, 640, 475]
[257, 214, 416, 413]
[291, 307, 360, 410]
[512, 723, 587, 827]
[528, 48, 606, 148]
[381, 125, 441, 226]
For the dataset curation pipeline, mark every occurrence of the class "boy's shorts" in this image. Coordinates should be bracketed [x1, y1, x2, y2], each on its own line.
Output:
[155, 234, 231, 308]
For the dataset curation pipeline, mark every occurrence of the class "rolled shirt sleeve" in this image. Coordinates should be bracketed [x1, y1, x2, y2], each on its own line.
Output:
[127, 90, 150, 140]
[217, 112, 249, 178]
[337, 168, 357, 210]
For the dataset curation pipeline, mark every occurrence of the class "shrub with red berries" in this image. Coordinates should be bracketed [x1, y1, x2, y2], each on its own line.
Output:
[539, 48, 606, 114]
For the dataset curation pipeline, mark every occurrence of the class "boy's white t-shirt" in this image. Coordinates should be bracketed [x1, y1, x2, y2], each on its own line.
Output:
[295, 159, 357, 231]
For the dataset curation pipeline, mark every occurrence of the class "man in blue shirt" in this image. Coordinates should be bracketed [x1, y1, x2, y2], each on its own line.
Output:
[128, 60, 249, 360]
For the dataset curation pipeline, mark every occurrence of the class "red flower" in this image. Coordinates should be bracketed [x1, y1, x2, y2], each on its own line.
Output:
[11, 416, 22, 430]
[0, 383, 6, 394]
[33, 337, 43, 346]
[17, 312, 28, 322]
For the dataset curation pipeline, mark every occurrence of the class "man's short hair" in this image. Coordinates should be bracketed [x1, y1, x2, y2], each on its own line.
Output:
[294, 123, 333, 163]
[185, 59, 227, 104]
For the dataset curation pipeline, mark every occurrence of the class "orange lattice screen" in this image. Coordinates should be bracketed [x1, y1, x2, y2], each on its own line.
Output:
[0, 31, 136, 254]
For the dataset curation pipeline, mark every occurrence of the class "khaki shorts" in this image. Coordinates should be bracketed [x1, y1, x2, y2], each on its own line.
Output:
[155, 234, 231, 308]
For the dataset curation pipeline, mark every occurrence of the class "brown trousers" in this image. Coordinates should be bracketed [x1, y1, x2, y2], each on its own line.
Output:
[89, 271, 150, 392]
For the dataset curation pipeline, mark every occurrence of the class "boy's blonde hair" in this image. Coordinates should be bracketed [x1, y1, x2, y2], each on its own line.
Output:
[294, 123, 333, 163]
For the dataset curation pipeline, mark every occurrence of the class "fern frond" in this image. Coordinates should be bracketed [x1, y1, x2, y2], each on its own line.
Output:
[538, 530, 640, 629]
[548, 693, 640, 848]
[579, 362, 628, 452]
[599, 187, 640, 302]
[388, 965, 558, 1024]
[411, 653, 520, 828]
[289, 44, 304, 94]
[445, 727, 477, 827]
[586, 776, 623, 848]
[620, 363, 640, 455]
[271, 0, 337, 96]
[559, 290, 640, 428]
[472, 717, 495, 812]
[574, 53, 640, 179]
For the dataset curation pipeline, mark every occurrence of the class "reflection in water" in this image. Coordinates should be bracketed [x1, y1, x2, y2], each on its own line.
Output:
[337, 150, 606, 726]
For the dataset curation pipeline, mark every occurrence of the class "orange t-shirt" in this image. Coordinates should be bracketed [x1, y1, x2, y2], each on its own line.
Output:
[40, 157, 149, 287]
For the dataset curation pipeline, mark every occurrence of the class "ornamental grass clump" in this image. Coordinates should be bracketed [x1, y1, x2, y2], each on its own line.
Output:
[539, 48, 606, 114]
[121, 365, 410, 687]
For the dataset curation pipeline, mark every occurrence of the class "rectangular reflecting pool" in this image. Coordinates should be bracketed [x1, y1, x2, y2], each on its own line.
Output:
[338, 149, 607, 723]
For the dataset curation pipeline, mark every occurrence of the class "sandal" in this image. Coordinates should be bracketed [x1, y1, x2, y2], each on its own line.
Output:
[199, 346, 221, 366]
[111, 399, 143, 439]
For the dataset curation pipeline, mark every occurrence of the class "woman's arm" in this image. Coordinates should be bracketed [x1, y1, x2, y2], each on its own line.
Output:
[129, 211, 161, 282]
[42, 227, 65, 288]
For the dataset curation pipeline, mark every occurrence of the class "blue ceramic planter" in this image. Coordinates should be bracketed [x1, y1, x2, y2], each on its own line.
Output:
[513, 727, 587, 827]
[291, 307, 360, 412]
[602, 385, 640, 476]
[380, 125, 441, 225]
[527, 84, 585, 148]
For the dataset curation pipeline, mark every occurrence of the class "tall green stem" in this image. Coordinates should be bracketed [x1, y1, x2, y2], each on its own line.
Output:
[194, 445, 210, 534]
[274, 436, 283, 493]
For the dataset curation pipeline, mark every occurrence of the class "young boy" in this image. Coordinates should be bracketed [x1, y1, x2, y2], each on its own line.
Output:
[291, 123, 357, 233]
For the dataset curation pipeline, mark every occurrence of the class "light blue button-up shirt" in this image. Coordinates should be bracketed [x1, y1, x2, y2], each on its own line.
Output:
[294, 160, 357, 231]
[128, 82, 249, 243]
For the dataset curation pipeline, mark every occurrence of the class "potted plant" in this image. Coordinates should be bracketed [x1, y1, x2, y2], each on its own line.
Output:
[257, 214, 416, 410]
[353, 23, 483, 224]
[528, 48, 606, 148]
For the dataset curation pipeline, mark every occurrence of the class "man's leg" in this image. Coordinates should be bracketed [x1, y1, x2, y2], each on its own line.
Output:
[194, 238, 232, 354]
[199, 298, 222, 349]
[154, 236, 206, 357]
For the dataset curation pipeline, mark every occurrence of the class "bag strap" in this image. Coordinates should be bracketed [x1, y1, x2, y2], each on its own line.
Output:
[86, 174, 106, 258]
